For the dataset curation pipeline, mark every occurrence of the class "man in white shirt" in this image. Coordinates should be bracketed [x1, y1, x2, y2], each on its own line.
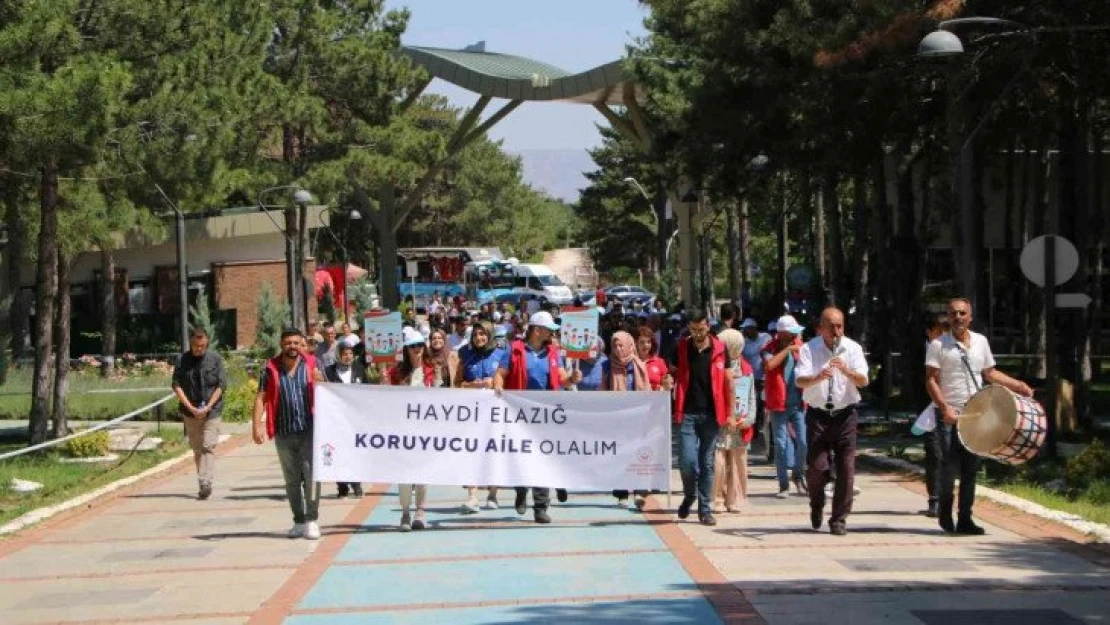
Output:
[925, 298, 1032, 535]
[795, 307, 869, 536]
[447, 313, 469, 351]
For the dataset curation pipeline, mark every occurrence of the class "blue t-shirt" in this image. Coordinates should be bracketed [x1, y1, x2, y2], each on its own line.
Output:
[459, 345, 503, 382]
[577, 355, 608, 391]
[784, 352, 803, 411]
[498, 342, 564, 390]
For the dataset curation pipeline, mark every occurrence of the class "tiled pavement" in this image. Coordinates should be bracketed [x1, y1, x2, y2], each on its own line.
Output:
[0, 434, 1107, 624]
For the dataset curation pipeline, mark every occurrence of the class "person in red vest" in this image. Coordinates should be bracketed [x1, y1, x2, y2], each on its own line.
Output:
[492, 311, 582, 524]
[672, 308, 735, 526]
[253, 329, 325, 540]
[762, 314, 808, 498]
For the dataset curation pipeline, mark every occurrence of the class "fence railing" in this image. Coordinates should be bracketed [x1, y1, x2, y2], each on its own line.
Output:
[0, 393, 176, 462]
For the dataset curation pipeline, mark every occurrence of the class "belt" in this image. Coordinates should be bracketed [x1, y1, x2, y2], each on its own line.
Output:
[809, 406, 855, 418]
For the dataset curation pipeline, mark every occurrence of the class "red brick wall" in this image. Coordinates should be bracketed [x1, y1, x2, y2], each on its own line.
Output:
[213, 259, 317, 349]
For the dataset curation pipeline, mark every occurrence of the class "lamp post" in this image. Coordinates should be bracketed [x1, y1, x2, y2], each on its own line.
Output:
[257, 186, 312, 329]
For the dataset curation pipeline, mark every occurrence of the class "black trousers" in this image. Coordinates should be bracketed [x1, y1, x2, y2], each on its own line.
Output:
[515, 487, 550, 510]
[937, 423, 979, 517]
[805, 408, 857, 525]
[922, 429, 943, 503]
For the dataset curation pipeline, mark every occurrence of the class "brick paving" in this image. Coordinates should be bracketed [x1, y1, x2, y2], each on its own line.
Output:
[0, 433, 1106, 624]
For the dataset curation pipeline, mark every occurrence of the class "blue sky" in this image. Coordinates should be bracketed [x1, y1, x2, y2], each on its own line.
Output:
[385, 1, 648, 152]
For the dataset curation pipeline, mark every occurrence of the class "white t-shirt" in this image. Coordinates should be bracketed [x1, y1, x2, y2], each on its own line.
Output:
[795, 335, 869, 410]
[925, 331, 996, 409]
[448, 332, 468, 351]
[338, 367, 353, 384]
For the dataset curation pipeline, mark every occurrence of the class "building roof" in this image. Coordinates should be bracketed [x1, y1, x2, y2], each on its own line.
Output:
[401, 44, 638, 105]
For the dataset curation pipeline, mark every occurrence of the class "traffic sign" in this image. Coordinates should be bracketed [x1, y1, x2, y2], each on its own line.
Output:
[1056, 293, 1092, 308]
[1020, 235, 1079, 287]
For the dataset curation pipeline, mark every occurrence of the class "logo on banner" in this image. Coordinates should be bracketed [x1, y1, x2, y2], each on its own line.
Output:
[636, 446, 654, 463]
[626, 445, 665, 477]
[321, 443, 335, 467]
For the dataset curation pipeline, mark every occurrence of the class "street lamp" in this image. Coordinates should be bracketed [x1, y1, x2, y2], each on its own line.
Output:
[257, 186, 312, 329]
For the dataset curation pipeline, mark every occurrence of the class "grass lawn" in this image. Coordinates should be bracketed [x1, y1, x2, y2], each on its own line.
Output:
[0, 427, 188, 528]
[990, 482, 1110, 527]
[0, 369, 174, 420]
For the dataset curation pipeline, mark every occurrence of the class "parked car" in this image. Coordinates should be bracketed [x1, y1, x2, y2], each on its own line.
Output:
[604, 285, 656, 307]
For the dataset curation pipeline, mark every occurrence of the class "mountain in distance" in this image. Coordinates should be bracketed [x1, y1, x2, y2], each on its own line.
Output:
[513, 149, 597, 204]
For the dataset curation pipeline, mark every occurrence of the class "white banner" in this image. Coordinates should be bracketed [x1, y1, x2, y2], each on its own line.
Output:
[312, 385, 671, 490]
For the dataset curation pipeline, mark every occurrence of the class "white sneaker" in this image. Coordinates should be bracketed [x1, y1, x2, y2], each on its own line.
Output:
[461, 498, 481, 514]
[776, 489, 790, 499]
[484, 498, 499, 510]
[399, 512, 412, 532]
[617, 497, 629, 508]
[288, 523, 306, 539]
[304, 521, 321, 540]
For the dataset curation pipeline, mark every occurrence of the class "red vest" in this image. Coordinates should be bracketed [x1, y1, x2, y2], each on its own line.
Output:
[761, 337, 803, 412]
[506, 340, 561, 391]
[263, 354, 317, 439]
[673, 336, 732, 425]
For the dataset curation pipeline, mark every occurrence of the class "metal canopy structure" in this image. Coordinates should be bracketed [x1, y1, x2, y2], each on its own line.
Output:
[368, 42, 674, 309]
[401, 44, 636, 105]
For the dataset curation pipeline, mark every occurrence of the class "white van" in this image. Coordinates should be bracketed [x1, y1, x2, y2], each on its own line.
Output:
[513, 264, 575, 305]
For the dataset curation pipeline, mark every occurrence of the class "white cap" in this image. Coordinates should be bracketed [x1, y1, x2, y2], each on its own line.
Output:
[776, 314, 804, 335]
[492, 311, 503, 322]
[402, 327, 426, 347]
[527, 311, 560, 331]
[740, 318, 758, 329]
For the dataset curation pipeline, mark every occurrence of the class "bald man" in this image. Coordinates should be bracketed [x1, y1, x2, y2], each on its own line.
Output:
[795, 307, 869, 536]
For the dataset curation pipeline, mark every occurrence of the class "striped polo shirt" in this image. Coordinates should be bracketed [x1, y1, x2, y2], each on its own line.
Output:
[259, 358, 311, 435]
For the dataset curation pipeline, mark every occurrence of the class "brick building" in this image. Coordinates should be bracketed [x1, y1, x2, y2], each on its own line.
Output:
[21, 209, 328, 352]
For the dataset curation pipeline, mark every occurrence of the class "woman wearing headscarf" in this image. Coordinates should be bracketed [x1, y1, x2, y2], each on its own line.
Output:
[603, 331, 653, 510]
[426, 328, 459, 388]
[713, 329, 755, 514]
[454, 320, 504, 513]
[387, 328, 439, 531]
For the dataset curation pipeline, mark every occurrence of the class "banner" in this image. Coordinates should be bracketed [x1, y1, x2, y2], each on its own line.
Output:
[312, 386, 671, 490]
[558, 306, 600, 359]
[363, 311, 403, 364]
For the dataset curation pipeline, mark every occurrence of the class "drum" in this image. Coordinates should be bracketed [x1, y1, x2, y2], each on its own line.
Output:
[957, 385, 1046, 465]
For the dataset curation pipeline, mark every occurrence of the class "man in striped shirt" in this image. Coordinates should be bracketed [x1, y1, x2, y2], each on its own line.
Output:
[253, 329, 325, 540]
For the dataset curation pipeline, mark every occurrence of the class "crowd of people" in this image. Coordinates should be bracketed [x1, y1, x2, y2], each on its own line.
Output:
[170, 293, 1033, 541]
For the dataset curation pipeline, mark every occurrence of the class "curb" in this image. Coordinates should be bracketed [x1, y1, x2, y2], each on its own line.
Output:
[858, 450, 1110, 543]
[0, 434, 231, 536]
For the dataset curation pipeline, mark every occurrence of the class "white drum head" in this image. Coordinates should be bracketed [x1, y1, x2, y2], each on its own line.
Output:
[958, 386, 1019, 455]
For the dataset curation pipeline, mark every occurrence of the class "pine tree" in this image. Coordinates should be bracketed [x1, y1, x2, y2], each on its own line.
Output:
[255, 283, 290, 358]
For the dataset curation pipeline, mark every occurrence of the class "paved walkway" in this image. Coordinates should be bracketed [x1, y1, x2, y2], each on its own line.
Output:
[0, 434, 1107, 624]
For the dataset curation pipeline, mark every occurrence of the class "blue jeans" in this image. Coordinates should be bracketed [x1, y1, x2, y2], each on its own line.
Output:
[679, 413, 720, 515]
[772, 409, 807, 491]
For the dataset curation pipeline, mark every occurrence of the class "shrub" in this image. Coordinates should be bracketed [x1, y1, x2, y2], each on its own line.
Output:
[1064, 440, 1110, 489]
[1085, 480, 1110, 506]
[189, 285, 219, 351]
[221, 353, 259, 423]
[62, 429, 111, 458]
[254, 282, 289, 359]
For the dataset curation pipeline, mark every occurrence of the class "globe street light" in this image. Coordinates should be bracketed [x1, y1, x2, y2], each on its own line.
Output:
[257, 186, 312, 328]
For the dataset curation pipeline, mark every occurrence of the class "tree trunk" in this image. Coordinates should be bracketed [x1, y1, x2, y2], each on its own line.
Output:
[1030, 142, 1051, 378]
[725, 199, 742, 305]
[894, 150, 926, 407]
[814, 181, 827, 307]
[364, 184, 400, 310]
[739, 198, 752, 312]
[850, 171, 871, 342]
[655, 189, 670, 276]
[52, 251, 71, 439]
[826, 177, 847, 308]
[776, 181, 789, 315]
[1006, 140, 1027, 353]
[100, 250, 117, 377]
[5, 196, 29, 363]
[29, 161, 59, 445]
[297, 195, 310, 330]
[870, 156, 892, 358]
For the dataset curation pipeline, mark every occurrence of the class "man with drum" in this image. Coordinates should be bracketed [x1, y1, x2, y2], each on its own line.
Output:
[925, 298, 1033, 535]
